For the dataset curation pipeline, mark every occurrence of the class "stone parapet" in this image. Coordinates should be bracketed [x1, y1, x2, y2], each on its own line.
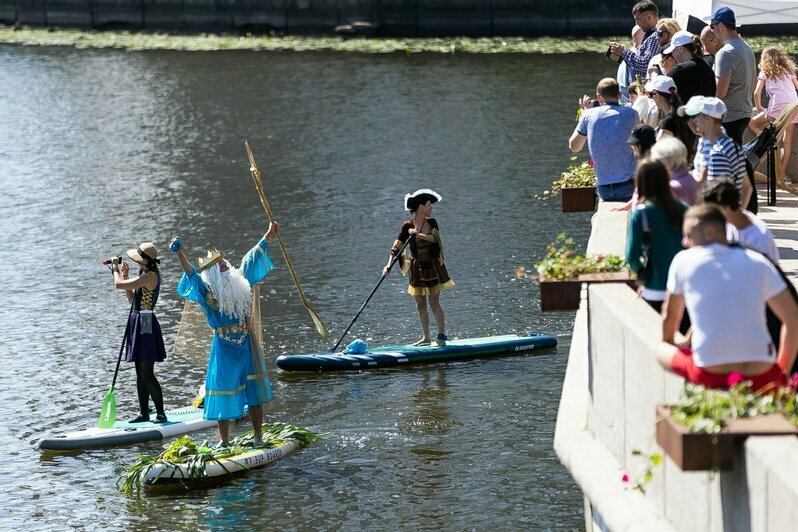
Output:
[555, 189, 798, 531]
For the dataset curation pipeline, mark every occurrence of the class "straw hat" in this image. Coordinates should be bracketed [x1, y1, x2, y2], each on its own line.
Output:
[127, 242, 159, 266]
[404, 188, 442, 212]
[197, 249, 222, 272]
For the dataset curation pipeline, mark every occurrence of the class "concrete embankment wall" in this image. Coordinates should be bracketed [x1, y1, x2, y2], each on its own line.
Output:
[554, 200, 798, 531]
[0, 0, 671, 36]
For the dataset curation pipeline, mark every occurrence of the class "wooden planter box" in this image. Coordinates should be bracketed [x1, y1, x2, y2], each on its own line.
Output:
[655, 405, 798, 471]
[561, 186, 597, 212]
[538, 271, 635, 312]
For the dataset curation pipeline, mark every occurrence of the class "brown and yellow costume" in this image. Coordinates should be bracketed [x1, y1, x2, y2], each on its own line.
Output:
[391, 217, 455, 296]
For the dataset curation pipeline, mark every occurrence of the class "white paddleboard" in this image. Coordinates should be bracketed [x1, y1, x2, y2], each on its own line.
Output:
[39, 407, 217, 451]
[141, 439, 300, 486]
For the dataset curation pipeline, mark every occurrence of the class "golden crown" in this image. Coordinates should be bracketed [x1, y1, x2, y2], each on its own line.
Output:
[197, 249, 222, 272]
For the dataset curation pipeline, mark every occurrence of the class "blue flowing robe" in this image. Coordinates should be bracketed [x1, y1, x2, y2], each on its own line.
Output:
[177, 238, 275, 421]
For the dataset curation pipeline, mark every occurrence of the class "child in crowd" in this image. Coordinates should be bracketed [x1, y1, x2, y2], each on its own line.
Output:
[749, 46, 798, 174]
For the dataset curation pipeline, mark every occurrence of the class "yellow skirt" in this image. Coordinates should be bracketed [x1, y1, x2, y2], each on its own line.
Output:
[407, 279, 455, 297]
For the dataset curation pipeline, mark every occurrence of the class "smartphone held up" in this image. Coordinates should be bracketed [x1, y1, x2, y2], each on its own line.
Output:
[605, 46, 622, 64]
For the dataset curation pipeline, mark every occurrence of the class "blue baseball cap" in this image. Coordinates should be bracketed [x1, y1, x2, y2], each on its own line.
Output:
[705, 6, 736, 27]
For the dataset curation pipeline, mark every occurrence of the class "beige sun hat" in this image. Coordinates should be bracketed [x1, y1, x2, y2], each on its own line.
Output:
[197, 249, 222, 272]
[127, 242, 159, 266]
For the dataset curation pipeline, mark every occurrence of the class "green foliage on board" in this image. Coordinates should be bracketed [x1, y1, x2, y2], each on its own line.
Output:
[117, 422, 322, 494]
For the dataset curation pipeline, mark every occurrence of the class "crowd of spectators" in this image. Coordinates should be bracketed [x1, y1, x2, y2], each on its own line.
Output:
[568, 2, 798, 392]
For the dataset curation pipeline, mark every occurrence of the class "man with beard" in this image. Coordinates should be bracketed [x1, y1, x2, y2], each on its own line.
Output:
[172, 222, 279, 447]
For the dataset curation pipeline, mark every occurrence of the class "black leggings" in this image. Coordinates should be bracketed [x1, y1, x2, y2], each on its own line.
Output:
[135, 362, 164, 417]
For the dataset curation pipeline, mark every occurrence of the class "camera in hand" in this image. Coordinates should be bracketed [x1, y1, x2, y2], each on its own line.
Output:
[102, 256, 124, 266]
[605, 47, 622, 64]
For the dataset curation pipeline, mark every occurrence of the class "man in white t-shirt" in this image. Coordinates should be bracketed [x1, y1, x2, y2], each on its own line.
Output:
[701, 179, 779, 263]
[656, 205, 798, 391]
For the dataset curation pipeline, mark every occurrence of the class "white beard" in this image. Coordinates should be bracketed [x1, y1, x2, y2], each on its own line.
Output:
[200, 262, 253, 322]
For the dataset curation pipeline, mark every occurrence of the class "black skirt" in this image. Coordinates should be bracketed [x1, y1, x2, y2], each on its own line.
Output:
[125, 311, 167, 363]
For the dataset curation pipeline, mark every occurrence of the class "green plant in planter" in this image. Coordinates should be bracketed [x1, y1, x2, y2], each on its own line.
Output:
[535, 234, 626, 280]
[550, 156, 597, 196]
[672, 379, 798, 434]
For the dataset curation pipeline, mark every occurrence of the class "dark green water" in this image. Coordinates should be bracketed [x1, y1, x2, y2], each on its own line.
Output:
[0, 45, 618, 529]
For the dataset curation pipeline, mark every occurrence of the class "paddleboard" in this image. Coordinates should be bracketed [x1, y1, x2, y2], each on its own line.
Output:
[39, 407, 216, 451]
[141, 439, 301, 486]
[275, 332, 558, 372]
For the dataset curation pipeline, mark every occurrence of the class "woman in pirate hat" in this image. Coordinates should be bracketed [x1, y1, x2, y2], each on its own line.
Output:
[110, 242, 168, 423]
[383, 189, 455, 346]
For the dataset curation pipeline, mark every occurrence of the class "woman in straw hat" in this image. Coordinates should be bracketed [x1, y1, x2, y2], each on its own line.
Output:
[110, 242, 167, 423]
[383, 189, 455, 346]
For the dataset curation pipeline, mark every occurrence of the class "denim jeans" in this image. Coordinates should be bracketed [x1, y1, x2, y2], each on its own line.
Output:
[597, 179, 635, 202]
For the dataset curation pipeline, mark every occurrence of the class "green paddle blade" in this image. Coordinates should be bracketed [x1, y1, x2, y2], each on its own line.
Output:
[98, 387, 116, 429]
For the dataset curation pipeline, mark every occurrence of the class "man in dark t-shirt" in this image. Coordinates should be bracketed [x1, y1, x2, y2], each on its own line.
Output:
[665, 30, 716, 104]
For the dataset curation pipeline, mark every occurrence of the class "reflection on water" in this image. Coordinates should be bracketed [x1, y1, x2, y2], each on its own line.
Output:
[0, 44, 619, 528]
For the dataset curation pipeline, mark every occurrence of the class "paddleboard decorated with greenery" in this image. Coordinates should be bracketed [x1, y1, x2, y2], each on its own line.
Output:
[118, 422, 321, 493]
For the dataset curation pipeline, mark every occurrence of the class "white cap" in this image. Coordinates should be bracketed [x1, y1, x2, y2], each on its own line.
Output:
[645, 75, 677, 94]
[677, 95, 727, 120]
[662, 30, 695, 55]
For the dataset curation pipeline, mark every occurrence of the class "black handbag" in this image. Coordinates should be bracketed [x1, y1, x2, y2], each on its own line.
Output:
[743, 124, 777, 168]
[636, 208, 653, 284]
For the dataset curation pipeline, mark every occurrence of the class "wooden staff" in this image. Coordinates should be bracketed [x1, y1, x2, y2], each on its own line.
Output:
[245, 140, 329, 338]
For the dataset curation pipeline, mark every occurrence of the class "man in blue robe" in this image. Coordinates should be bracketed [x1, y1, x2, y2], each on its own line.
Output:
[172, 222, 278, 446]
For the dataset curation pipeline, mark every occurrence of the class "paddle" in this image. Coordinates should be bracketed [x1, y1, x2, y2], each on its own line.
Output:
[244, 140, 329, 338]
[329, 235, 412, 352]
[98, 295, 136, 428]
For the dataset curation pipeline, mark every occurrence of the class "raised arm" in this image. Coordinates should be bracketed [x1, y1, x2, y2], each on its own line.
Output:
[569, 127, 587, 153]
[170, 237, 194, 274]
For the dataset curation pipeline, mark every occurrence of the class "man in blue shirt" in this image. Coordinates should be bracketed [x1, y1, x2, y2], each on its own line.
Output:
[569, 78, 640, 202]
[610, 0, 660, 80]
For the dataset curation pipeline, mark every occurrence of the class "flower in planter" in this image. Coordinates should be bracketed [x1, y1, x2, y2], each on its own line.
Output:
[671, 381, 798, 434]
[549, 156, 597, 196]
[727, 371, 745, 387]
[534, 234, 626, 281]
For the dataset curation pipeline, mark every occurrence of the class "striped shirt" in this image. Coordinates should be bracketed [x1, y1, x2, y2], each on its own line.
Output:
[707, 135, 747, 192]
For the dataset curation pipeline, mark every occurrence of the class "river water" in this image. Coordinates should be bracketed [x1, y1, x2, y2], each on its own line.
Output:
[0, 45, 618, 529]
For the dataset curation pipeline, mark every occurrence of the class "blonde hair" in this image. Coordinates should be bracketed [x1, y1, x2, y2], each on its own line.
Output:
[650, 136, 688, 172]
[760, 46, 797, 79]
[656, 18, 681, 37]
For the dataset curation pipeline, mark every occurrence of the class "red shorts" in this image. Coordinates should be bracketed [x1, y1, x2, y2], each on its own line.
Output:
[671, 348, 787, 392]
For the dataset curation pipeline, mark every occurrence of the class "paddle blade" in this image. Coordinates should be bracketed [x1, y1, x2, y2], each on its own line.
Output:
[98, 388, 116, 428]
[309, 308, 329, 337]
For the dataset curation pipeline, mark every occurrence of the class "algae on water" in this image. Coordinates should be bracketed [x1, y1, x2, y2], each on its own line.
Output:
[2, 26, 796, 54]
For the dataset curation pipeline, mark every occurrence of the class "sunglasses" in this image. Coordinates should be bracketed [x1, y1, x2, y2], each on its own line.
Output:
[656, 29, 669, 37]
